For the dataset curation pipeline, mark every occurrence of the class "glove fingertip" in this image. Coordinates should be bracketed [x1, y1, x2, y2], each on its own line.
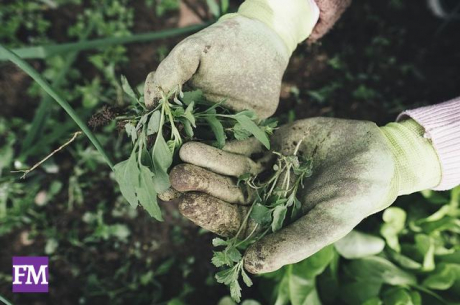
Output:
[144, 71, 159, 108]
[243, 242, 277, 275]
[158, 187, 181, 202]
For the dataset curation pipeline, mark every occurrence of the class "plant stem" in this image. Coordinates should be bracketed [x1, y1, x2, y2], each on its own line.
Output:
[0, 295, 13, 305]
[0, 23, 210, 60]
[0, 45, 114, 170]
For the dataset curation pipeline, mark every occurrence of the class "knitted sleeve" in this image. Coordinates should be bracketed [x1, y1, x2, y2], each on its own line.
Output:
[397, 97, 460, 190]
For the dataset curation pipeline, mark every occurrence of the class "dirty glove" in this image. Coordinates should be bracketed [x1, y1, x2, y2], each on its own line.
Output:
[144, 0, 319, 118]
[169, 117, 441, 273]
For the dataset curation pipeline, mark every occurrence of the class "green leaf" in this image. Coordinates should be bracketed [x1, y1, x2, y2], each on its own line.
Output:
[235, 114, 270, 149]
[230, 280, 242, 303]
[137, 114, 149, 130]
[147, 110, 161, 135]
[420, 189, 449, 205]
[345, 256, 417, 286]
[250, 203, 272, 225]
[241, 268, 253, 287]
[288, 272, 320, 305]
[334, 230, 385, 259]
[340, 281, 382, 305]
[205, 115, 226, 148]
[136, 165, 163, 221]
[382, 288, 416, 305]
[125, 123, 137, 143]
[233, 123, 251, 141]
[362, 297, 383, 305]
[206, 0, 220, 17]
[212, 237, 228, 247]
[274, 271, 290, 305]
[183, 119, 194, 138]
[423, 264, 456, 290]
[181, 89, 203, 105]
[153, 132, 173, 170]
[220, 0, 229, 13]
[293, 245, 335, 279]
[183, 101, 196, 127]
[415, 234, 435, 271]
[212, 251, 231, 267]
[388, 250, 422, 270]
[151, 132, 172, 193]
[381, 207, 406, 252]
[216, 268, 235, 285]
[121, 75, 139, 101]
[271, 205, 287, 232]
[114, 153, 140, 208]
[227, 247, 242, 263]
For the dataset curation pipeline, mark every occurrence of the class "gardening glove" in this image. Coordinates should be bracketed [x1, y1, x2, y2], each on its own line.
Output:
[144, 0, 320, 118]
[168, 117, 442, 273]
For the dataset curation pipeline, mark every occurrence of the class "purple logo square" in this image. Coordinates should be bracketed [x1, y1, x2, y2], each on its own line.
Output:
[12, 256, 49, 293]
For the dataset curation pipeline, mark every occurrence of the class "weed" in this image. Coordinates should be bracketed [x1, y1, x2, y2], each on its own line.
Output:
[115, 77, 274, 221]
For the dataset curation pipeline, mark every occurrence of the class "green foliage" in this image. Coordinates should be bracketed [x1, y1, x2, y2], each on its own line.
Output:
[1, 1, 460, 304]
[258, 186, 460, 305]
[212, 146, 313, 301]
[115, 80, 273, 221]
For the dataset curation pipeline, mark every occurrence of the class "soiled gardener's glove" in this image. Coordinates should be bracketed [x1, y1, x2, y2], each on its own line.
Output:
[168, 117, 442, 273]
[144, 0, 319, 118]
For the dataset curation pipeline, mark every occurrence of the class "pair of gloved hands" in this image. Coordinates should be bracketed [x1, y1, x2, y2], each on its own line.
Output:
[144, 0, 442, 274]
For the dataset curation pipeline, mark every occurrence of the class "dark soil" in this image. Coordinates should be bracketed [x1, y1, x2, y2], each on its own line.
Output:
[0, 0, 459, 304]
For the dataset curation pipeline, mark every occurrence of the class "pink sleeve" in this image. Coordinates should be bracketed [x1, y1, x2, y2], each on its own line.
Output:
[397, 97, 460, 191]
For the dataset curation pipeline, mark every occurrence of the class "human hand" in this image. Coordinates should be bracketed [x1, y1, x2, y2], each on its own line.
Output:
[168, 117, 441, 273]
[309, 0, 352, 41]
[144, 0, 319, 119]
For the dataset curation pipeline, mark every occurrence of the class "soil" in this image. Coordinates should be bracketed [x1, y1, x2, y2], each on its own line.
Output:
[0, 0, 459, 304]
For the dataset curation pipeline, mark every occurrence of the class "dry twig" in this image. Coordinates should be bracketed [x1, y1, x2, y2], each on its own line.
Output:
[12, 131, 82, 179]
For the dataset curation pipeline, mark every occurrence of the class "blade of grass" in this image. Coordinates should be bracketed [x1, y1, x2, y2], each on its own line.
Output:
[0, 295, 13, 305]
[0, 23, 209, 60]
[0, 44, 114, 170]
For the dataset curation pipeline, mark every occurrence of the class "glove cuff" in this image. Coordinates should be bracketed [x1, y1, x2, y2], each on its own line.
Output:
[228, 0, 320, 55]
[397, 97, 460, 190]
[380, 119, 442, 196]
